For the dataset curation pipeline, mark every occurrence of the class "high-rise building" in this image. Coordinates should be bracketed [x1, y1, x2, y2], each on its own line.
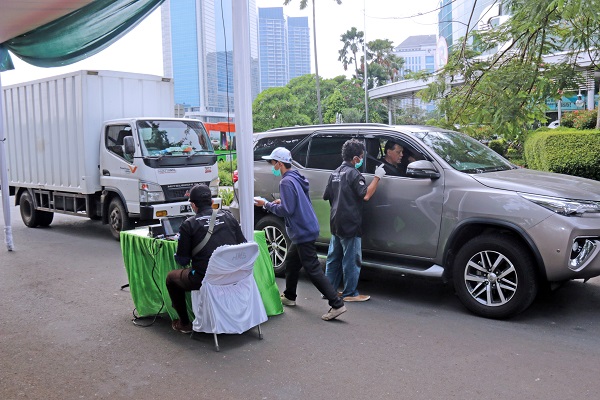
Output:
[258, 7, 288, 91]
[393, 35, 437, 79]
[287, 17, 310, 80]
[162, 0, 259, 122]
[258, 7, 310, 91]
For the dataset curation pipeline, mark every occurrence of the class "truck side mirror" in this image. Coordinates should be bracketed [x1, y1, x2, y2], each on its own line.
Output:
[406, 160, 440, 179]
[123, 136, 135, 156]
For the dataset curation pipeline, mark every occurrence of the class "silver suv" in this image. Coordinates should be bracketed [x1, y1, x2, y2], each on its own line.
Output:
[233, 124, 600, 319]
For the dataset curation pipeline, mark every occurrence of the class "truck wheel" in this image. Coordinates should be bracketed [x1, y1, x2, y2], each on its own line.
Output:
[108, 198, 132, 240]
[37, 211, 54, 227]
[20, 191, 40, 227]
[255, 215, 294, 277]
[453, 233, 538, 319]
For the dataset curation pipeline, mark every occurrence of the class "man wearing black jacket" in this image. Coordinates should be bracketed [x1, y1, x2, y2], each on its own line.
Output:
[166, 184, 246, 333]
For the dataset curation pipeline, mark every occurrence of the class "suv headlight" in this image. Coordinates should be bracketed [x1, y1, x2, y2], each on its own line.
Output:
[520, 193, 600, 216]
[139, 181, 165, 203]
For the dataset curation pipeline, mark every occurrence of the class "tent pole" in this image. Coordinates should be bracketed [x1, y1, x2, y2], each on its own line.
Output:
[232, 0, 254, 242]
[0, 73, 14, 251]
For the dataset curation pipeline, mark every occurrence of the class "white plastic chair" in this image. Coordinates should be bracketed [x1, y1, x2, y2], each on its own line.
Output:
[191, 242, 267, 351]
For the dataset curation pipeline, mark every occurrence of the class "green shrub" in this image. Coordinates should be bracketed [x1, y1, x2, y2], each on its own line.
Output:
[560, 112, 575, 128]
[218, 159, 237, 187]
[488, 139, 507, 157]
[524, 129, 600, 180]
[560, 110, 597, 129]
[219, 188, 235, 206]
[572, 110, 597, 130]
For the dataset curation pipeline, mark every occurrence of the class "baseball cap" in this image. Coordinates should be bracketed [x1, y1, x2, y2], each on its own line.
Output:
[187, 184, 212, 205]
[262, 147, 292, 163]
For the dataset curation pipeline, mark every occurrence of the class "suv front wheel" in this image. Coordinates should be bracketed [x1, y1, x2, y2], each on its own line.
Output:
[256, 215, 294, 277]
[453, 233, 538, 319]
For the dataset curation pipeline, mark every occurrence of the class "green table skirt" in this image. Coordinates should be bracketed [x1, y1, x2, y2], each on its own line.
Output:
[121, 229, 283, 319]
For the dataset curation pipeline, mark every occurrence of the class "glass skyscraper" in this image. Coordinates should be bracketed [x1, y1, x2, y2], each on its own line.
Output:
[258, 7, 310, 92]
[162, 0, 259, 122]
[287, 16, 310, 80]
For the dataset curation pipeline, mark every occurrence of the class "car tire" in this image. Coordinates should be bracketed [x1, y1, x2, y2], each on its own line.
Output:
[19, 191, 40, 228]
[255, 215, 294, 277]
[108, 198, 132, 241]
[453, 233, 538, 319]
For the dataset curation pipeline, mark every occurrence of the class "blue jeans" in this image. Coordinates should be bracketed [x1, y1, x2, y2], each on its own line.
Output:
[325, 235, 362, 298]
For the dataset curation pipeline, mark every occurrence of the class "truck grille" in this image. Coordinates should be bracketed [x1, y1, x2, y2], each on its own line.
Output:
[162, 181, 211, 202]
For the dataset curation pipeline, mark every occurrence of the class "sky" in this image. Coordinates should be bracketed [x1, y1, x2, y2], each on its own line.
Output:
[1, 0, 440, 86]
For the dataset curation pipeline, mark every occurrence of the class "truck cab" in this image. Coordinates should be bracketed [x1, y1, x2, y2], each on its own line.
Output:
[99, 118, 219, 238]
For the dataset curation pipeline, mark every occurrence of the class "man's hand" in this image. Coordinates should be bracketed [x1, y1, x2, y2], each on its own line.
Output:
[374, 164, 386, 179]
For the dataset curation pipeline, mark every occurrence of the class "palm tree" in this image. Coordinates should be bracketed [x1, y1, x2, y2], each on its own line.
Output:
[284, 0, 342, 124]
[338, 27, 364, 79]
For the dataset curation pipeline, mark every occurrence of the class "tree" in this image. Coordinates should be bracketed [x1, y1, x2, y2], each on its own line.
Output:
[323, 89, 346, 123]
[283, 0, 342, 124]
[252, 86, 311, 131]
[338, 27, 364, 78]
[287, 74, 338, 124]
[367, 39, 403, 86]
[355, 38, 403, 88]
[419, 0, 599, 139]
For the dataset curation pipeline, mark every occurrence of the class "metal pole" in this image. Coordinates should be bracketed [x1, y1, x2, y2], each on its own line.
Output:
[232, 0, 255, 241]
[312, 0, 322, 124]
[0, 72, 14, 251]
[363, 0, 368, 123]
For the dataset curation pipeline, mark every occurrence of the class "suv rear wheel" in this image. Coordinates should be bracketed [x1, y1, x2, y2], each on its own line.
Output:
[453, 233, 538, 319]
[255, 215, 293, 277]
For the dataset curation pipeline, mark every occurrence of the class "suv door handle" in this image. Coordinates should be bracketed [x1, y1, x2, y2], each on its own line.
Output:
[102, 169, 110, 176]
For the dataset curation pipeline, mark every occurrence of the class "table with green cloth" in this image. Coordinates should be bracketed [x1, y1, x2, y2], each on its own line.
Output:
[121, 229, 283, 320]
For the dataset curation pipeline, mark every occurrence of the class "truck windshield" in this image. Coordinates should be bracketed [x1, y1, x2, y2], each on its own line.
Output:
[137, 120, 213, 157]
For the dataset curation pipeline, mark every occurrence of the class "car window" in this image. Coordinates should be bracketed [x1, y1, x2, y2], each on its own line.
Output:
[368, 136, 427, 176]
[415, 129, 513, 173]
[253, 135, 308, 161]
[306, 136, 354, 170]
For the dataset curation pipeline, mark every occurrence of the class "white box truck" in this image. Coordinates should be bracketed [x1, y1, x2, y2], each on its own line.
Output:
[2, 70, 219, 239]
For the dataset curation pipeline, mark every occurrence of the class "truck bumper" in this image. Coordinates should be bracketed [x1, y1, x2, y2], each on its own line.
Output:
[139, 198, 222, 220]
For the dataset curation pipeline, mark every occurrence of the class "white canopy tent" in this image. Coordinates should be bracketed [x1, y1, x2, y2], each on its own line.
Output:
[0, 0, 255, 250]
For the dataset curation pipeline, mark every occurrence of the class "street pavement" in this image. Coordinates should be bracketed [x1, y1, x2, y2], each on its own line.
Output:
[2, 198, 600, 399]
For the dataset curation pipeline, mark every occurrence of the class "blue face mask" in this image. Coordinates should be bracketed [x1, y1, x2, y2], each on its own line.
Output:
[271, 165, 282, 177]
[355, 157, 364, 169]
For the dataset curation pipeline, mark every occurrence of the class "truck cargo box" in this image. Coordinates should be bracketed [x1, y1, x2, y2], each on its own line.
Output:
[2, 70, 174, 194]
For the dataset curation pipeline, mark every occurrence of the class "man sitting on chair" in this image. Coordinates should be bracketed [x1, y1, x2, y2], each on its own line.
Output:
[166, 184, 246, 334]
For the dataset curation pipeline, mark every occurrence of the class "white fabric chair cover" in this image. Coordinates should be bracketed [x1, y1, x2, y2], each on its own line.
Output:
[191, 242, 268, 334]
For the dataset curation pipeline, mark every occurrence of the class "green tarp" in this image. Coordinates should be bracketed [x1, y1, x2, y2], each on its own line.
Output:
[0, 0, 164, 72]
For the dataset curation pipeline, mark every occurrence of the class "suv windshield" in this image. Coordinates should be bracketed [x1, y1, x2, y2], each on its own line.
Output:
[137, 120, 212, 157]
[414, 129, 514, 173]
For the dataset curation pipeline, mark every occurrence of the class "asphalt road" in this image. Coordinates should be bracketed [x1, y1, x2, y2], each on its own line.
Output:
[2, 199, 600, 399]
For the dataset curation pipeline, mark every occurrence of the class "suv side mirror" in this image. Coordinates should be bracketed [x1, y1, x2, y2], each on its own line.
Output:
[406, 160, 440, 179]
[123, 136, 135, 156]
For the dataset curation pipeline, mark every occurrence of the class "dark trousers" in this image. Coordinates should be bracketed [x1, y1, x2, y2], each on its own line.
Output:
[165, 268, 203, 325]
[283, 241, 344, 309]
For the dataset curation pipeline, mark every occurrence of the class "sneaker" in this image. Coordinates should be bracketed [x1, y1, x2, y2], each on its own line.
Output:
[321, 305, 347, 321]
[171, 319, 193, 334]
[343, 294, 371, 302]
[280, 294, 296, 306]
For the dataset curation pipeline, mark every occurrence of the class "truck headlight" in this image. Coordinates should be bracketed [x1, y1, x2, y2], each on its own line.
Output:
[140, 181, 165, 203]
[520, 193, 600, 216]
